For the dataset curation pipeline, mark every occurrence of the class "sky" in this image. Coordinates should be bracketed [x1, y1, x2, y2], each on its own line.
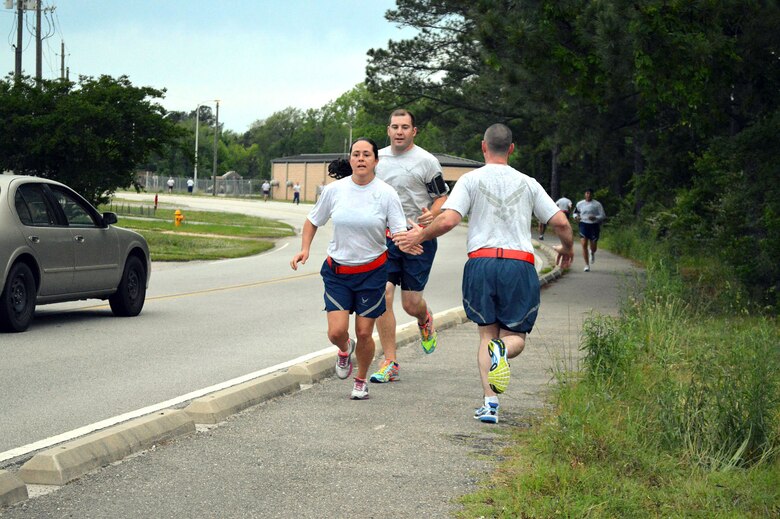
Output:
[1, 0, 416, 133]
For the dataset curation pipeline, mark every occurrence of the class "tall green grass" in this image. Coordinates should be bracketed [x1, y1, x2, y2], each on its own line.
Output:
[458, 223, 780, 517]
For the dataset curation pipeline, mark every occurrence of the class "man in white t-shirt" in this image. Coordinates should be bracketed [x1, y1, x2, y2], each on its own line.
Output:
[370, 109, 449, 384]
[538, 196, 572, 239]
[292, 182, 301, 205]
[573, 188, 606, 271]
[394, 123, 574, 424]
[261, 180, 271, 202]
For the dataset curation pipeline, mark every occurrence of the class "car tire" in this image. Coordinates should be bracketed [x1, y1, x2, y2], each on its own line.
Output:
[0, 262, 36, 333]
[109, 255, 147, 317]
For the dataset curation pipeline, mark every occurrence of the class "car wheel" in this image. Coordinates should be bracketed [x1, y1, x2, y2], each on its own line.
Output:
[0, 262, 36, 333]
[109, 255, 147, 317]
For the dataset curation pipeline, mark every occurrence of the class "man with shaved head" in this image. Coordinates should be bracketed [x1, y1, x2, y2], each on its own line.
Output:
[394, 123, 574, 424]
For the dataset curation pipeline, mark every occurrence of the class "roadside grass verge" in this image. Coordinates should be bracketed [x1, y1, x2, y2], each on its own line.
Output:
[458, 224, 780, 517]
[133, 231, 275, 261]
[114, 217, 290, 239]
[101, 201, 294, 261]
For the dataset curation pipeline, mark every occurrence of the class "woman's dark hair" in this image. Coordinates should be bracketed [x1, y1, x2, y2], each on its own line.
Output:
[350, 137, 379, 159]
[328, 158, 352, 179]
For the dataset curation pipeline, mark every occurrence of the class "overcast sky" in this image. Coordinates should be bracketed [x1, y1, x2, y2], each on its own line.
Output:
[1, 0, 415, 133]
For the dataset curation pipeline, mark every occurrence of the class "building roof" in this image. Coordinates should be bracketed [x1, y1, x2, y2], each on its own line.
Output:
[271, 152, 484, 168]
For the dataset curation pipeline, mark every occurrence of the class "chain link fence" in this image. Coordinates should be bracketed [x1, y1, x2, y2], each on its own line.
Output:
[138, 173, 274, 197]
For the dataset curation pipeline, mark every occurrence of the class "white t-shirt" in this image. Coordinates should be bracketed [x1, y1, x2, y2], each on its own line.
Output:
[293, 183, 301, 193]
[574, 199, 606, 224]
[307, 176, 406, 265]
[442, 164, 559, 254]
[376, 145, 447, 222]
[556, 197, 572, 212]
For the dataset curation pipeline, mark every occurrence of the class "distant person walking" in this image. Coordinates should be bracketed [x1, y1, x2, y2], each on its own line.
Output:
[187, 178, 194, 193]
[538, 196, 572, 239]
[167, 177, 174, 193]
[394, 123, 574, 424]
[261, 180, 271, 202]
[573, 188, 606, 272]
[292, 182, 301, 205]
[370, 108, 449, 385]
[290, 138, 418, 400]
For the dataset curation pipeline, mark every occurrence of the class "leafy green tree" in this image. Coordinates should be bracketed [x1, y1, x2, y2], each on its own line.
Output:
[0, 75, 186, 205]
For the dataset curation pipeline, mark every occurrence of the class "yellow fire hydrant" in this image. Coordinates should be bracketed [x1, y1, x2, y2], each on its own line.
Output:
[174, 209, 184, 227]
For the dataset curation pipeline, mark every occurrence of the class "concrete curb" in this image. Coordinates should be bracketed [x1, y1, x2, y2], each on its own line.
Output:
[17, 410, 194, 486]
[0, 470, 27, 507]
[184, 372, 300, 424]
[535, 239, 565, 286]
[287, 353, 337, 385]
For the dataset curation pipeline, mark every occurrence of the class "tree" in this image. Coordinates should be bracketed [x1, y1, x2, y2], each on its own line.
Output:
[0, 75, 187, 205]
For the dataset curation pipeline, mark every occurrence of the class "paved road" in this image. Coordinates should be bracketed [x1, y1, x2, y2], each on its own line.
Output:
[1, 226, 639, 517]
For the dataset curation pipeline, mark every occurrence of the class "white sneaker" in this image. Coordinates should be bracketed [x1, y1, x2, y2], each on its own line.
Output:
[350, 378, 369, 400]
[335, 339, 355, 379]
[584, 266, 590, 272]
[474, 402, 499, 423]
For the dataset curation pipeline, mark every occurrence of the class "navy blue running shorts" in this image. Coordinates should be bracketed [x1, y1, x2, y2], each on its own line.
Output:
[386, 237, 437, 292]
[578, 222, 601, 242]
[462, 257, 540, 333]
[320, 259, 387, 318]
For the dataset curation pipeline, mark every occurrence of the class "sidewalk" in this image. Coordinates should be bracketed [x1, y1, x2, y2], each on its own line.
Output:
[1, 246, 637, 518]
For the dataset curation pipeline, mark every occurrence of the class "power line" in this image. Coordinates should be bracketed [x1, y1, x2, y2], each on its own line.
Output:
[6, 1, 58, 80]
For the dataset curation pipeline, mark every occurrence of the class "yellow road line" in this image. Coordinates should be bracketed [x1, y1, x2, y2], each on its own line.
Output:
[77, 271, 319, 310]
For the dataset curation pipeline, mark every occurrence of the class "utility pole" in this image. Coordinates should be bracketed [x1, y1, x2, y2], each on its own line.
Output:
[35, 0, 41, 81]
[212, 100, 220, 196]
[60, 40, 65, 79]
[194, 106, 201, 193]
[15, 0, 23, 81]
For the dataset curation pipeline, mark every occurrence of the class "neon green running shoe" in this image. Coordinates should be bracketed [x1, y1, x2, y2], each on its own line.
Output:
[369, 359, 400, 383]
[487, 338, 510, 394]
[419, 309, 437, 354]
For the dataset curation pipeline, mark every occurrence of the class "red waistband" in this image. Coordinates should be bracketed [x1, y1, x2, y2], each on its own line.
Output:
[327, 251, 387, 274]
[467, 248, 535, 265]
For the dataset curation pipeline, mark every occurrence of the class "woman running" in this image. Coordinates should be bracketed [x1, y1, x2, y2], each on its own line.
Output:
[290, 138, 415, 400]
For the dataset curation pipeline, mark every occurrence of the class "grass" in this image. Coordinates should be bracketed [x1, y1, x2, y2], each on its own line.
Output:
[457, 223, 780, 518]
[102, 200, 295, 261]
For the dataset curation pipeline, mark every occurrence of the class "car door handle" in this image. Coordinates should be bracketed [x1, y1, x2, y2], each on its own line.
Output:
[28, 235, 40, 243]
[74, 235, 85, 243]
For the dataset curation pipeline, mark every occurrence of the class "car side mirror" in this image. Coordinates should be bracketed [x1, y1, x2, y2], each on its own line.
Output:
[102, 212, 118, 226]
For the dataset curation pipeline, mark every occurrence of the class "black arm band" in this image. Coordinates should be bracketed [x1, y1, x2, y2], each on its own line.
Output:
[425, 174, 448, 196]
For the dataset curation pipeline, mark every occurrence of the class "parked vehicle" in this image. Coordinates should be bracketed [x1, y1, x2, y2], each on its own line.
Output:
[0, 175, 151, 332]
